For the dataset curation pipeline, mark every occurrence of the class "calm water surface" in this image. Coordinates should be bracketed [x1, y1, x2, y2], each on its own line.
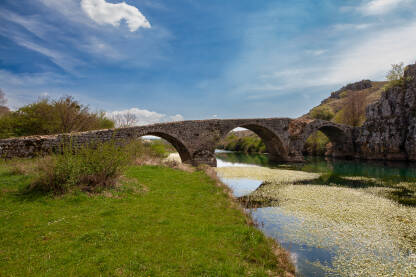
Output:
[215, 150, 416, 277]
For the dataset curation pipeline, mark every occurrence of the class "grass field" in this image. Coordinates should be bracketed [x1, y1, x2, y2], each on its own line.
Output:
[0, 164, 292, 276]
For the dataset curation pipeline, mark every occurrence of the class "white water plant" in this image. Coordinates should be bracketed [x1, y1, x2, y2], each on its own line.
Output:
[216, 167, 320, 183]
[247, 182, 416, 276]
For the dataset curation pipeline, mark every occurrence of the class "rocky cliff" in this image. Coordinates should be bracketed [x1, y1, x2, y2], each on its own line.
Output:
[355, 63, 416, 160]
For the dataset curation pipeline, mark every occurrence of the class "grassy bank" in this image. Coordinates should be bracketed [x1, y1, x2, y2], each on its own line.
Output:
[0, 161, 293, 276]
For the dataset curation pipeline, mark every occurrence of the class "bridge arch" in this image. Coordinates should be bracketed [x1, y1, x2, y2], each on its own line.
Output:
[138, 132, 192, 163]
[299, 120, 353, 158]
[220, 123, 289, 161]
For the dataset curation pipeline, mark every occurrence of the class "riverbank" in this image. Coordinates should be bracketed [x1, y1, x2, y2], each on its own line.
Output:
[0, 161, 294, 276]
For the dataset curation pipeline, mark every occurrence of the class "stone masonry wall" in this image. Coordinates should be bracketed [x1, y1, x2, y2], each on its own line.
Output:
[0, 114, 355, 166]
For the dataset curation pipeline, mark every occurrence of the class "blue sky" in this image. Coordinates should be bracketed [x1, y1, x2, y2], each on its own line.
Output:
[1, 0, 416, 124]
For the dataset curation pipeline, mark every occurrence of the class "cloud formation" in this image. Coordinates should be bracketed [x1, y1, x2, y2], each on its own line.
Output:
[106, 107, 183, 127]
[359, 0, 409, 15]
[323, 20, 416, 85]
[81, 0, 151, 32]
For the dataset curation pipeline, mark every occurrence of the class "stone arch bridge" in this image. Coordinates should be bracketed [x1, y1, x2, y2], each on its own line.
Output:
[0, 118, 355, 166]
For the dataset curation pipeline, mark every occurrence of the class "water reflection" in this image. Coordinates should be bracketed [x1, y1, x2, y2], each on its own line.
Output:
[216, 151, 416, 179]
[215, 150, 272, 167]
[219, 178, 262, 197]
[252, 207, 335, 276]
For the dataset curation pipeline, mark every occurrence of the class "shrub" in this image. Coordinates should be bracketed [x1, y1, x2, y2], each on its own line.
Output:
[309, 106, 334, 121]
[386, 63, 405, 83]
[384, 62, 412, 90]
[28, 141, 129, 194]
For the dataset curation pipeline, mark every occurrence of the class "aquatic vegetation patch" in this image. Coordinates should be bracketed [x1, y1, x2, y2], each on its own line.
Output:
[246, 182, 416, 276]
[215, 167, 320, 183]
[297, 173, 416, 206]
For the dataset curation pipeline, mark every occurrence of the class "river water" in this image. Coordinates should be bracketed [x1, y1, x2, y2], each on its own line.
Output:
[215, 151, 416, 277]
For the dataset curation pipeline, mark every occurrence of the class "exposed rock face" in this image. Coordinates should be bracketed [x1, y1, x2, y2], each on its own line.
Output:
[355, 63, 416, 160]
[342, 80, 373, 91]
[329, 80, 372, 100]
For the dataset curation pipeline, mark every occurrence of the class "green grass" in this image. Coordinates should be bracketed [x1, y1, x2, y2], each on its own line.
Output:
[0, 165, 290, 276]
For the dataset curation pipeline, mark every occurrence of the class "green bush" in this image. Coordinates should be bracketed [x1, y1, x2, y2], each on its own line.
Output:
[28, 141, 129, 194]
[0, 96, 115, 139]
[384, 62, 413, 90]
[309, 106, 335, 121]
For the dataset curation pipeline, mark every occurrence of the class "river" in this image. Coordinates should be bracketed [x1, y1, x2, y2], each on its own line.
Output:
[215, 150, 416, 277]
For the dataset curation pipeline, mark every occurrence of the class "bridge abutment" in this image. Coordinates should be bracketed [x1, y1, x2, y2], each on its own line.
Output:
[190, 149, 217, 167]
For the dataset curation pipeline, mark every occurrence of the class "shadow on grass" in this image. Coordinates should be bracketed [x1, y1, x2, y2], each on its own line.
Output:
[0, 170, 54, 202]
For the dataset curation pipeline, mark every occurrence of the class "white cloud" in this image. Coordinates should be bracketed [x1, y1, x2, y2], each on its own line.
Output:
[106, 108, 183, 127]
[322, 20, 416, 85]
[80, 37, 124, 60]
[359, 0, 410, 15]
[0, 70, 66, 87]
[332, 23, 372, 31]
[169, 114, 185, 122]
[12, 36, 84, 73]
[306, 49, 327, 56]
[226, 14, 416, 100]
[81, 0, 151, 32]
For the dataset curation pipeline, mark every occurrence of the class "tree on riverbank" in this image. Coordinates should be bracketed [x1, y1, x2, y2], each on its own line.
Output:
[0, 96, 114, 139]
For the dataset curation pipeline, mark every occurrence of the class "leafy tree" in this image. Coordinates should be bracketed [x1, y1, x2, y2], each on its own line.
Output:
[13, 99, 59, 136]
[53, 96, 113, 133]
[385, 62, 409, 89]
[0, 96, 114, 139]
[386, 62, 404, 82]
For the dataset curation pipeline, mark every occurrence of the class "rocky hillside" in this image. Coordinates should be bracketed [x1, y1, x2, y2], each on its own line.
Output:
[302, 80, 388, 126]
[356, 63, 416, 161]
[220, 80, 389, 155]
